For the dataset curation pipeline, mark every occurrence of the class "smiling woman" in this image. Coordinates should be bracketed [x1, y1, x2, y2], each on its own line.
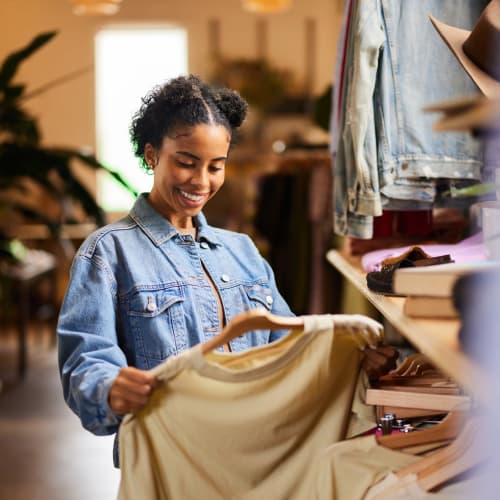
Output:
[56, 75, 296, 465]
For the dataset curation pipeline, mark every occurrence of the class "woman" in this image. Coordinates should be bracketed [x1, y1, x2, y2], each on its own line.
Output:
[57, 75, 396, 447]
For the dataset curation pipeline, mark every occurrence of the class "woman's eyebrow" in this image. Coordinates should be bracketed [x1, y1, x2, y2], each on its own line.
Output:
[176, 151, 227, 161]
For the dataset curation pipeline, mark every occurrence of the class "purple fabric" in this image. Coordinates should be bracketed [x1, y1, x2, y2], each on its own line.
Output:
[361, 232, 486, 272]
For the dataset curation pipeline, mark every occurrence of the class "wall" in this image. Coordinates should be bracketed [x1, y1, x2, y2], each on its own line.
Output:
[0, 0, 343, 153]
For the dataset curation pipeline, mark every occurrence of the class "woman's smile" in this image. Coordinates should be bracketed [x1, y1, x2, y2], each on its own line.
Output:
[176, 188, 209, 205]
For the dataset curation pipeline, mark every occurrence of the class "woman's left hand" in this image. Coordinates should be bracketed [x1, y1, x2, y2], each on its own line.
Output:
[362, 345, 399, 380]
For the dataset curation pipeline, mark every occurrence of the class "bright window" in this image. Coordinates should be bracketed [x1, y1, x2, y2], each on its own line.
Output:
[95, 27, 188, 211]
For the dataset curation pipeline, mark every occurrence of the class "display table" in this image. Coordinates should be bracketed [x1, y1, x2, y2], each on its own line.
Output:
[0, 250, 57, 378]
[326, 249, 488, 405]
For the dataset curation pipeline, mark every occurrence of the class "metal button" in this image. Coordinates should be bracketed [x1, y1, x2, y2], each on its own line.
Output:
[266, 295, 273, 305]
[200, 241, 209, 249]
[146, 297, 157, 312]
[221, 274, 230, 282]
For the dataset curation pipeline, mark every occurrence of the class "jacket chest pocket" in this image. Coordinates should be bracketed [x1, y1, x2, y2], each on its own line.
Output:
[127, 286, 187, 363]
[242, 283, 274, 311]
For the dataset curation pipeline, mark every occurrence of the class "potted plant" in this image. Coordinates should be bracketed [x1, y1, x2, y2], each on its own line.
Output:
[0, 31, 137, 265]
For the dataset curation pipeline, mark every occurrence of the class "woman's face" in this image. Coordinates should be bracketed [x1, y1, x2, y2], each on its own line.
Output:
[145, 123, 230, 228]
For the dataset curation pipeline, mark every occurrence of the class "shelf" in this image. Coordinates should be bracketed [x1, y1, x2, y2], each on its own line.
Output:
[326, 249, 489, 405]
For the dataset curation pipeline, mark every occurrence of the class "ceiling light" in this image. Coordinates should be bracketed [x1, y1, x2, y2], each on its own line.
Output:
[71, 0, 123, 15]
[242, 0, 291, 14]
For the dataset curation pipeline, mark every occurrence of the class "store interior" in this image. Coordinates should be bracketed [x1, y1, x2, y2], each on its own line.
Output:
[1, 0, 500, 498]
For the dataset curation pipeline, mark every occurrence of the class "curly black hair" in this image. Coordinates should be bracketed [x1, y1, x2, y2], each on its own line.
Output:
[130, 74, 248, 171]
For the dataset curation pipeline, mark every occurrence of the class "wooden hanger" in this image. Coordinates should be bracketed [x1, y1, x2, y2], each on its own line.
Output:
[396, 416, 487, 491]
[376, 411, 465, 450]
[201, 308, 304, 354]
[391, 353, 431, 376]
[370, 416, 487, 499]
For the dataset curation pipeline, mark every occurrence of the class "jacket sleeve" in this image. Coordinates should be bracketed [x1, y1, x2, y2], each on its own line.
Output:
[334, 0, 385, 238]
[57, 252, 126, 435]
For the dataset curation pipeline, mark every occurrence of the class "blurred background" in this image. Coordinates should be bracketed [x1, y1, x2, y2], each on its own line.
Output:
[0, 1, 345, 498]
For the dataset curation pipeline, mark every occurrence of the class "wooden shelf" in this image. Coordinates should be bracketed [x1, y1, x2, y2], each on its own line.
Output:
[326, 249, 489, 405]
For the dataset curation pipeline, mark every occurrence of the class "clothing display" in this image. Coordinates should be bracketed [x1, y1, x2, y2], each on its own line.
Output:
[314, 434, 484, 500]
[117, 314, 381, 500]
[364, 470, 485, 499]
[57, 193, 293, 438]
[332, 0, 490, 238]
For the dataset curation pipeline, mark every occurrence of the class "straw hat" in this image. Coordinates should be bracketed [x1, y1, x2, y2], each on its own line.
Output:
[430, 0, 500, 98]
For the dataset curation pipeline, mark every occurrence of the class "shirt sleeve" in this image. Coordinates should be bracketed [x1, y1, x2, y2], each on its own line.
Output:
[57, 253, 126, 435]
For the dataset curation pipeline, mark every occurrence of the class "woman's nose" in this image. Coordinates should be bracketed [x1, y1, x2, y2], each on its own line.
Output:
[190, 167, 209, 188]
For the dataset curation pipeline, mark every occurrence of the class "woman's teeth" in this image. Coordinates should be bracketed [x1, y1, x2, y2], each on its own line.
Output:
[179, 190, 204, 202]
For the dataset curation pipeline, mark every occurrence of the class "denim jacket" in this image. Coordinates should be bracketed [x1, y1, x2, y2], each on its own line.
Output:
[334, 0, 489, 238]
[57, 193, 293, 437]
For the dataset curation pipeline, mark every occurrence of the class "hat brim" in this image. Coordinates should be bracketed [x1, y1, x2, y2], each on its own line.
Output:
[424, 94, 500, 133]
[430, 15, 500, 99]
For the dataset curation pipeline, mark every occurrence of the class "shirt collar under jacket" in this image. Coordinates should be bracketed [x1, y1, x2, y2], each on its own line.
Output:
[128, 193, 224, 248]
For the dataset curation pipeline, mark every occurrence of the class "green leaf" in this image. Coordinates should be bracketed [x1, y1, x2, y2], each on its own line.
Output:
[0, 31, 58, 89]
[443, 183, 497, 198]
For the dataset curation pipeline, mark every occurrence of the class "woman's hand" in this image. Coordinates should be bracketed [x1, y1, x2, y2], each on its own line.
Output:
[362, 345, 399, 380]
[109, 367, 160, 415]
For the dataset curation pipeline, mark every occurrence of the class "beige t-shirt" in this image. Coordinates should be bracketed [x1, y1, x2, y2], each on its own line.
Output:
[314, 435, 482, 500]
[117, 315, 379, 500]
[365, 470, 486, 499]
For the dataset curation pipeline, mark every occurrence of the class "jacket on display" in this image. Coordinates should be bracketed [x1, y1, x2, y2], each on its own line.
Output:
[333, 0, 489, 238]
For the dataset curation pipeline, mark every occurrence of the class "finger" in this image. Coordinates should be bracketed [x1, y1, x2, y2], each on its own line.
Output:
[114, 377, 155, 399]
[109, 395, 147, 415]
[362, 360, 384, 379]
[376, 345, 400, 360]
[120, 366, 159, 386]
[111, 387, 151, 405]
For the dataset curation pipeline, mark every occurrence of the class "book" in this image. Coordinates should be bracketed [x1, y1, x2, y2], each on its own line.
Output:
[403, 296, 458, 318]
[392, 261, 500, 297]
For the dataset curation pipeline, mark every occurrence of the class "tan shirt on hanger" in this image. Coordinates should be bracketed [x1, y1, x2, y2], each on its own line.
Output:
[117, 315, 380, 500]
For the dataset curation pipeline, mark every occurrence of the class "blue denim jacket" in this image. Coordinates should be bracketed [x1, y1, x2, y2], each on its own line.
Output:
[334, 0, 490, 238]
[57, 193, 293, 437]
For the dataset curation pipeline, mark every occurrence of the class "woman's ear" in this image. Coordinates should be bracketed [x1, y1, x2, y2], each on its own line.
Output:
[144, 143, 157, 170]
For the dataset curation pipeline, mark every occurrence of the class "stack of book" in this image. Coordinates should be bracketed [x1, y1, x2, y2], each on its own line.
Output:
[392, 261, 500, 318]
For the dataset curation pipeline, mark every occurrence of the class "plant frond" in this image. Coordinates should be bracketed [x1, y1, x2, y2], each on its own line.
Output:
[0, 31, 58, 89]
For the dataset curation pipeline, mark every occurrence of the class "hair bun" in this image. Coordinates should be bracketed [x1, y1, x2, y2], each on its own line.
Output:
[213, 88, 248, 129]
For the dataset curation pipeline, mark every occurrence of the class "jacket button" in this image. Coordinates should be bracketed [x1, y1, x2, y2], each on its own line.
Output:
[266, 295, 273, 305]
[221, 274, 230, 282]
[147, 301, 157, 312]
[200, 241, 209, 249]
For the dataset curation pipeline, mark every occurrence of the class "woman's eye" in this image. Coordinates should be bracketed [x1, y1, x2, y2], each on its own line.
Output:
[210, 164, 224, 172]
[177, 160, 195, 168]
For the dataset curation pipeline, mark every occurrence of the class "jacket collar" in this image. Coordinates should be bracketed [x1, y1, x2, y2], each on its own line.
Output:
[129, 193, 223, 247]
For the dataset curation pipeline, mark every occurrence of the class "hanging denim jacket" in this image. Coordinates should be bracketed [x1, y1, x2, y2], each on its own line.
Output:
[57, 193, 293, 438]
[334, 0, 490, 238]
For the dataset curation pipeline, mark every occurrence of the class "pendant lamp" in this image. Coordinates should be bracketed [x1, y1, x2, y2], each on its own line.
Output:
[71, 0, 123, 15]
[242, 0, 291, 13]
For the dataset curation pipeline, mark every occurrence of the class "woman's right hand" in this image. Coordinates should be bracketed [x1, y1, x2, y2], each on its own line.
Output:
[108, 366, 160, 415]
